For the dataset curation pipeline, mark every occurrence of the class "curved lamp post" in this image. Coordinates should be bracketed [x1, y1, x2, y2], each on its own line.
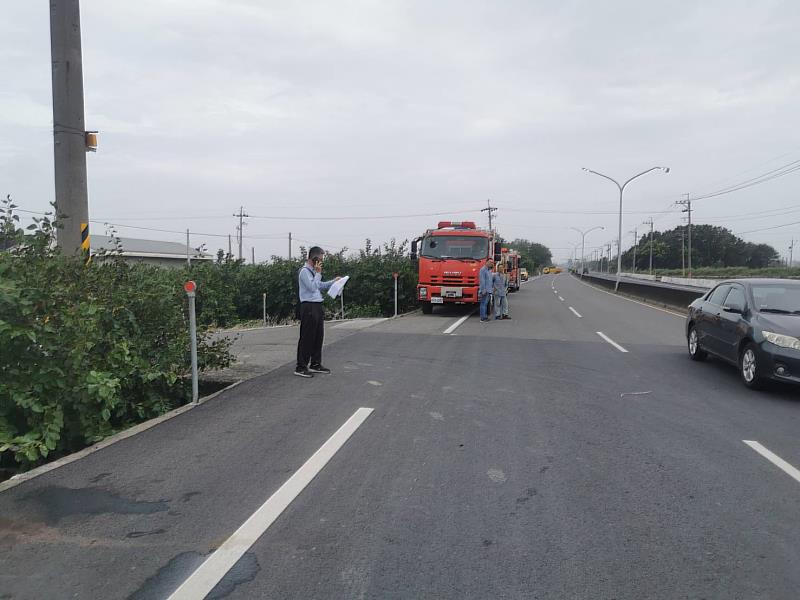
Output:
[582, 166, 670, 292]
[570, 225, 604, 278]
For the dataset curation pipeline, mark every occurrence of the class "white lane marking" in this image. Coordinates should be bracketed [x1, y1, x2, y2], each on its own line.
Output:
[553, 290, 558, 295]
[443, 313, 471, 335]
[743, 440, 800, 484]
[558, 296, 564, 302]
[167, 408, 374, 600]
[574, 275, 684, 318]
[568, 307, 582, 318]
[596, 331, 629, 353]
[367, 380, 382, 387]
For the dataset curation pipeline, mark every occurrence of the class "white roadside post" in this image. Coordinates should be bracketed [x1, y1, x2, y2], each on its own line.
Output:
[393, 272, 398, 317]
[184, 280, 199, 404]
[262, 292, 267, 327]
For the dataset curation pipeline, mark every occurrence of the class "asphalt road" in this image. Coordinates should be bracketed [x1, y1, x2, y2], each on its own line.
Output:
[2, 274, 799, 599]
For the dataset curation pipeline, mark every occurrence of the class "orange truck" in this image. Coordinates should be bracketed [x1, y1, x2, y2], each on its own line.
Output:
[411, 221, 500, 314]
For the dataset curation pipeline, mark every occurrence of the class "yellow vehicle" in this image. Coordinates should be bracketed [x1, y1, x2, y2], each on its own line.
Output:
[552, 266, 563, 274]
[542, 267, 551, 274]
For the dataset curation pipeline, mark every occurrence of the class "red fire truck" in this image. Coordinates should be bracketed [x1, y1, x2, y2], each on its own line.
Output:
[501, 248, 521, 292]
[411, 221, 500, 314]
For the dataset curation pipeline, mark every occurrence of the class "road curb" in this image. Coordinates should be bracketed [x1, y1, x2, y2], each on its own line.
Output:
[0, 380, 243, 494]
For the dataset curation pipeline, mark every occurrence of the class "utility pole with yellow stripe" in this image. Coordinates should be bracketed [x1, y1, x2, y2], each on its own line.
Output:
[51, 0, 94, 256]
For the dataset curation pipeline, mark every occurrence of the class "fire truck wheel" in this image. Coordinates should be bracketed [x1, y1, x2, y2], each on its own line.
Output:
[421, 302, 433, 314]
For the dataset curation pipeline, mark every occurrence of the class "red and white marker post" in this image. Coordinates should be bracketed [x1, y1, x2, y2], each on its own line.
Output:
[184, 280, 199, 403]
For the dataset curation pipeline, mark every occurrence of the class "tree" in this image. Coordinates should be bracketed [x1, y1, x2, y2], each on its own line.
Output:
[622, 224, 779, 271]
[508, 239, 552, 271]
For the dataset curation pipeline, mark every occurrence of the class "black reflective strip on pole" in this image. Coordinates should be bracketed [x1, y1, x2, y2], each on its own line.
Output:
[81, 222, 91, 264]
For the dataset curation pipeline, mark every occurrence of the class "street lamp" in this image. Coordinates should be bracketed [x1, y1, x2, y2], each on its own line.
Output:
[570, 225, 604, 278]
[582, 166, 670, 292]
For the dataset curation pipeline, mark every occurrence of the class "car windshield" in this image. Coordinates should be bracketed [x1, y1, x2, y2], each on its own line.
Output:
[752, 285, 800, 314]
[421, 235, 488, 259]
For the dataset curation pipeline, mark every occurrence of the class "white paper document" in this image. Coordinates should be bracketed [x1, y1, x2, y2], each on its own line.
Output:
[328, 275, 350, 299]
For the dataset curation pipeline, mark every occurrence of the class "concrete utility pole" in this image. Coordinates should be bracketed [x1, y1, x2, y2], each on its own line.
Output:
[251, 247, 255, 265]
[789, 239, 795, 271]
[481, 199, 497, 232]
[186, 229, 191, 267]
[50, 0, 90, 255]
[643, 218, 654, 275]
[228, 234, 232, 258]
[681, 225, 686, 277]
[606, 243, 613, 273]
[288, 232, 292, 260]
[630, 227, 638, 273]
[233, 206, 249, 261]
[677, 194, 693, 278]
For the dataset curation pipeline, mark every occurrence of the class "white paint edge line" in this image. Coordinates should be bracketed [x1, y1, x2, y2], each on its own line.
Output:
[596, 331, 629, 353]
[573, 275, 685, 318]
[558, 296, 565, 302]
[167, 407, 374, 600]
[569, 307, 583, 318]
[743, 440, 800, 484]
[443, 313, 472, 335]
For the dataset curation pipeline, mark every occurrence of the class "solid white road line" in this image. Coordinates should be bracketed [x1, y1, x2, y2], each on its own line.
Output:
[743, 440, 800, 484]
[167, 407, 374, 600]
[443, 313, 471, 334]
[569, 307, 583, 318]
[596, 331, 629, 353]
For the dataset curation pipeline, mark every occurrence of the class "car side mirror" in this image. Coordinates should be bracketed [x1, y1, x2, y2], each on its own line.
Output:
[723, 303, 745, 314]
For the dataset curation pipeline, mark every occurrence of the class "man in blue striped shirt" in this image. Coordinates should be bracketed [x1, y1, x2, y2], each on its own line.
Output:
[296, 246, 340, 378]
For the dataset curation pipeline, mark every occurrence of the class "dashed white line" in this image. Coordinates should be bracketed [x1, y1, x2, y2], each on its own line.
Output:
[596, 331, 629, 353]
[443, 313, 471, 335]
[167, 407, 374, 600]
[569, 307, 582, 318]
[743, 440, 800, 484]
[558, 296, 564, 302]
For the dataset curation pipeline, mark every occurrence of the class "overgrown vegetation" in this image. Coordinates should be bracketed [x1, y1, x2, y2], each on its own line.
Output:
[0, 197, 233, 472]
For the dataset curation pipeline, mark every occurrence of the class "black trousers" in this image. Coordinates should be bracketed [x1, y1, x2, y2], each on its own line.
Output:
[297, 302, 324, 369]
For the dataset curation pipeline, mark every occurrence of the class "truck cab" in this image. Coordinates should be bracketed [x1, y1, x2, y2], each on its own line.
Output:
[411, 221, 498, 314]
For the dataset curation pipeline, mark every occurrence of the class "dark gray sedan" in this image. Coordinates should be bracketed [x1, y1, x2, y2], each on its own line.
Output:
[686, 279, 800, 389]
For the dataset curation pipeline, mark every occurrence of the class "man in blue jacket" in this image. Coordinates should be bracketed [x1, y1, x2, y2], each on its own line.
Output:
[478, 258, 495, 322]
[295, 246, 340, 378]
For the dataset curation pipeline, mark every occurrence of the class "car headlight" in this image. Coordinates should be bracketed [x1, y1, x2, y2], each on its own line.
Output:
[763, 331, 800, 350]
[419, 287, 427, 298]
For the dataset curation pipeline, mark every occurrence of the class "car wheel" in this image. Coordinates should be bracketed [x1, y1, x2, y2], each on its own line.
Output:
[687, 326, 707, 361]
[739, 343, 765, 390]
[421, 302, 433, 314]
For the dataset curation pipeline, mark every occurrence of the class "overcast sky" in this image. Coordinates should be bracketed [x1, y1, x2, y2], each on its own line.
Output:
[3, 0, 800, 263]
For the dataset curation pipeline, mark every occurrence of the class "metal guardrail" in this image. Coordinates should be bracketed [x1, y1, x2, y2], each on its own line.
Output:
[577, 271, 706, 310]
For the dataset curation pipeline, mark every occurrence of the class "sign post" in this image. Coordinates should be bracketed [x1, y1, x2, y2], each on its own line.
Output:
[184, 280, 199, 404]
[393, 272, 398, 317]
[262, 292, 267, 327]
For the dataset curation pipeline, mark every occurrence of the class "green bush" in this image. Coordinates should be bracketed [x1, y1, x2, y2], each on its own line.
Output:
[0, 199, 233, 469]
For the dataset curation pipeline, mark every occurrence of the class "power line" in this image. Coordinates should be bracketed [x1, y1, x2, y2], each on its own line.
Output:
[247, 209, 482, 221]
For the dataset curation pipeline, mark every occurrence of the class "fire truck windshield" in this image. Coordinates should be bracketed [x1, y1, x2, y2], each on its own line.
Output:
[421, 235, 489, 260]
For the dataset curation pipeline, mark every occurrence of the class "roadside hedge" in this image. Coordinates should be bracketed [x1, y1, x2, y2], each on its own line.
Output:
[0, 199, 233, 471]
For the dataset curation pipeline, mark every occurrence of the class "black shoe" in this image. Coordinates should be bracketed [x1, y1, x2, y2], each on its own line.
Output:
[502, 315, 512, 320]
[309, 364, 331, 374]
[294, 367, 314, 378]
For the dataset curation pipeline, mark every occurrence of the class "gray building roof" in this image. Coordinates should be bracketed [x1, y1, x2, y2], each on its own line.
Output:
[91, 236, 213, 260]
